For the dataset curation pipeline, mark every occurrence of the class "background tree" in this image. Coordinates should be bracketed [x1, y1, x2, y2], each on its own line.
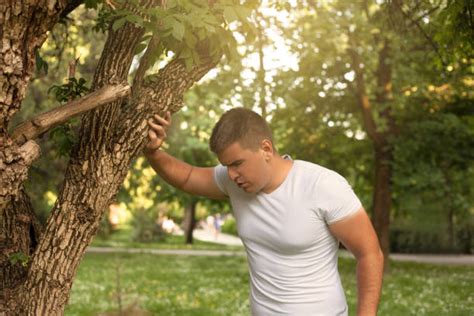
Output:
[1, 0, 256, 314]
[273, 0, 473, 270]
[193, 0, 473, 270]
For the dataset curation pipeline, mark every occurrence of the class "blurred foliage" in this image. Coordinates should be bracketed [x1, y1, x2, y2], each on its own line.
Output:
[48, 77, 89, 103]
[267, 1, 472, 253]
[107, 0, 258, 70]
[17, 0, 473, 253]
[221, 216, 238, 236]
[48, 77, 90, 157]
[131, 208, 167, 242]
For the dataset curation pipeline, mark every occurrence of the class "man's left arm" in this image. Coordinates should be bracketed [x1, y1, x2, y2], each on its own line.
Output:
[329, 208, 384, 316]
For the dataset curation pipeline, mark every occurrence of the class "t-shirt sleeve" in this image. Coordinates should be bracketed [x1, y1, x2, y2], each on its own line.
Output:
[315, 170, 362, 224]
[213, 164, 230, 196]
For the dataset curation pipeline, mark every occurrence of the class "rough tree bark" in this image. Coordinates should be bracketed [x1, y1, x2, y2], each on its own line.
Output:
[0, 0, 210, 313]
[349, 38, 396, 273]
[0, 1, 81, 313]
[8, 3, 220, 315]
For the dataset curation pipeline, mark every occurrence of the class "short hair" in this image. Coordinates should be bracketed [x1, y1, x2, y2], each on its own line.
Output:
[210, 108, 274, 154]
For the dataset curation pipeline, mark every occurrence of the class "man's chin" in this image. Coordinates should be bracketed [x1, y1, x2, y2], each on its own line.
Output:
[237, 182, 259, 194]
[242, 185, 259, 194]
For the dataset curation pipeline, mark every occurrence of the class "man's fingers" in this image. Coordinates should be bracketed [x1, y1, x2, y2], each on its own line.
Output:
[153, 114, 170, 127]
[148, 119, 166, 133]
[145, 112, 171, 152]
[146, 130, 163, 150]
[148, 129, 157, 141]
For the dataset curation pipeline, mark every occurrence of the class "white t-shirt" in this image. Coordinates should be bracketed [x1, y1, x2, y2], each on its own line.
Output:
[214, 159, 362, 316]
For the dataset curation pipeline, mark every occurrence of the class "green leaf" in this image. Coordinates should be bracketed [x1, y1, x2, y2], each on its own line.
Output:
[234, 6, 252, 20]
[224, 7, 238, 23]
[112, 17, 127, 31]
[8, 252, 30, 267]
[184, 57, 193, 70]
[134, 43, 148, 55]
[180, 47, 192, 59]
[125, 14, 143, 27]
[35, 50, 48, 76]
[184, 32, 197, 48]
[84, 0, 101, 9]
[172, 20, 185, 41]
[167, 0, 177, 9]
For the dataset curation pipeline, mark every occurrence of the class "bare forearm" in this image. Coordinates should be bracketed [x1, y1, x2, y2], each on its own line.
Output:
[356, 252, 384, 316]
[143, 149, 192, 190]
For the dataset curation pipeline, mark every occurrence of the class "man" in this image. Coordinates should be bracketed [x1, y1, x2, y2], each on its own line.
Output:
[144, 108, 383, 315]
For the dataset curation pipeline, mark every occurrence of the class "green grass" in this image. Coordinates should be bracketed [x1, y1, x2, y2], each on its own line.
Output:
[91, 228, 243, 252]
[339, 260, 473, 316]
[66, 253, 250, 316]
[66, 253, 473, 316]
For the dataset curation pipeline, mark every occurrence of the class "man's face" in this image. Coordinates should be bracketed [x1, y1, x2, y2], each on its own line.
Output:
[217, 141, 272, 194]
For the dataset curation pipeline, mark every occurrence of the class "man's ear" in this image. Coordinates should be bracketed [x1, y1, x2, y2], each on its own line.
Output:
[261, 139, 274, 159]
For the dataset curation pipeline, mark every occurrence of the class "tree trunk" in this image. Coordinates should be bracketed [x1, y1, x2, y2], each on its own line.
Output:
[0, 1, 70, 211]
[12, 9, 219, 315]
[0, 2, 79, 313]
[442, 168, 455, 250]
[371, 146, 392, 272]
[349, 38, 396, 273]
[11, 14, 148, 313]
[0, 189, 42, 313]
[184, 200, 198, 244]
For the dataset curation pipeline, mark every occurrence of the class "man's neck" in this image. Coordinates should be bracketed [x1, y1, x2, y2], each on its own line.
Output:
[262, 155, 294, 194]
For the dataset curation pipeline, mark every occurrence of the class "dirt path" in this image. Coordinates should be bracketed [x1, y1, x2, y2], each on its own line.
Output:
[86, 245, 473, 265]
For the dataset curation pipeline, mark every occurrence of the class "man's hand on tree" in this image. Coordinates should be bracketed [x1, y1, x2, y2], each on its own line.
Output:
[144, 111, 171, 155]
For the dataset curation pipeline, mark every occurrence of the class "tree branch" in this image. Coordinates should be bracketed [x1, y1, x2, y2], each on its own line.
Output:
[346, 46, 382, 145]
[112, 50, 220, 161]
[18, 140, 41, 166]
[132, 33, 162, 95]
[59, 0, 84, 20]
[11, 84, 130, 145]
[392, 0, 446, 67]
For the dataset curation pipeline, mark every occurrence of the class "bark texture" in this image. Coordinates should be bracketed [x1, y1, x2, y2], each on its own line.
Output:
[0, 1, 78, 313]
[11, 84, 131, 145]
[0, 0, 74, 214]
[13, 6, 220, 315]
[0, 189, 43, 312]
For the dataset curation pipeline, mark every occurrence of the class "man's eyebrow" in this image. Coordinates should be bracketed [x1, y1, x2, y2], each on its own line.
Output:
[224, 159, 244, 167]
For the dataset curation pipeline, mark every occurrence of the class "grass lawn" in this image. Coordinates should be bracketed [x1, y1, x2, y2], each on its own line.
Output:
[90, 228, 243, 252]
[66, 252, 473, 316]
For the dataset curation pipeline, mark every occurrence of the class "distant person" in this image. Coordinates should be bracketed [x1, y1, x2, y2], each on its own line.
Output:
[213, 213, 222, 240]
[206, 214, 214, 230]
[144, 108, 383, 315]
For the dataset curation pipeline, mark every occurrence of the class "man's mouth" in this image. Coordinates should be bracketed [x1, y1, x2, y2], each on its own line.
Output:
[237, 182, 247, 188]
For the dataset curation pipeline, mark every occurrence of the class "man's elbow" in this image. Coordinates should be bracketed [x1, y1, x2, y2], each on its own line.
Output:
[371, 244, 384, 263]
[356, 247, 384, 265]
[376, 248, 384, 267]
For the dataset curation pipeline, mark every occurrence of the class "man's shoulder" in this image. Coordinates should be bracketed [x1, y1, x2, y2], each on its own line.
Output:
[292, 160, 348, 188]
[294, 160, 333, 176]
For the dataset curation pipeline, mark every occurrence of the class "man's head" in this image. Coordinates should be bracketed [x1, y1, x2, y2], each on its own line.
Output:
[210, 107, 274, 155]
[210, 108, 277, 194]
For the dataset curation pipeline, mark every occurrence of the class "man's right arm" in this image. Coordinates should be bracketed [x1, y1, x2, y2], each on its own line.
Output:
[144, 112, 227, 200]
[144, 148, 227, 200]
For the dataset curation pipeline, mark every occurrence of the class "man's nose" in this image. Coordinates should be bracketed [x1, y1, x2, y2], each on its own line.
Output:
[228, 167, 238, 181]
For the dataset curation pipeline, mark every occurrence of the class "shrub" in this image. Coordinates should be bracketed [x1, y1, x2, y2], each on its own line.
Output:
[221, 216, 238, 236]
[132, 209, 166, 242]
